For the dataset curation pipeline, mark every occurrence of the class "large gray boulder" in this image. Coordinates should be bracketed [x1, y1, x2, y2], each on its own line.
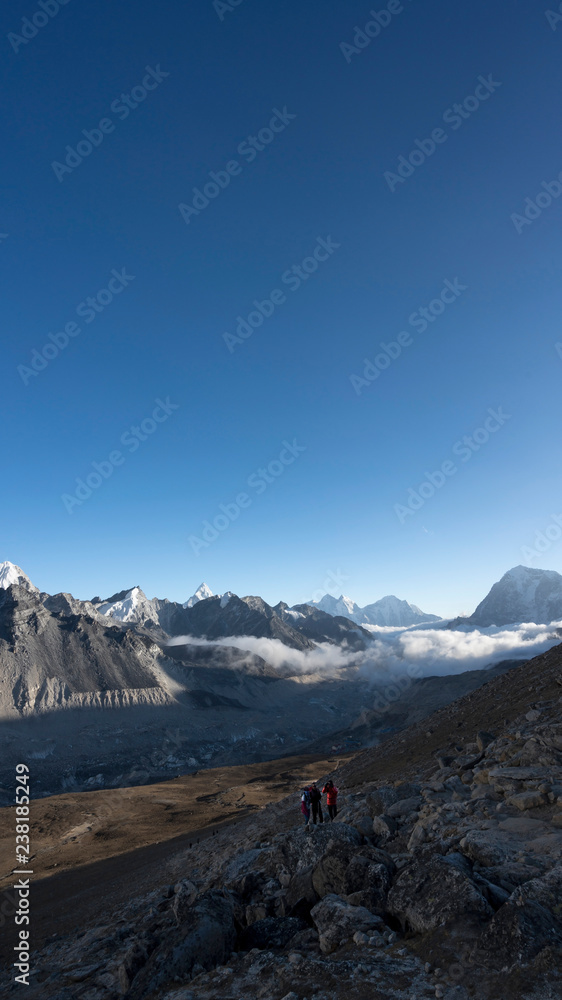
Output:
[386, 795, 422, 818]
[459, 829, 510, 867]
[311, 844, 393, 913]
[271, 823, 362, 876]
[387, 852, 493, 936]
[366, 786, 400, 817]
[474, 866, 562, 969]
[311, 894, 384, 954]
[126, 890, 237, 998]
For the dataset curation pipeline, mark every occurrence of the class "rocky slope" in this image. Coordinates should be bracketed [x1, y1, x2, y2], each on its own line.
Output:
[4, 644, 561, 999]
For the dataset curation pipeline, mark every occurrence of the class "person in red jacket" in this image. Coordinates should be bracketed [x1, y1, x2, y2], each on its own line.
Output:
[322, 779, 338, 820]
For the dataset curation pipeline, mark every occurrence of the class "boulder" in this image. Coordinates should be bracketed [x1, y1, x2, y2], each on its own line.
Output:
[126, 890, 237, 998]
[387, 852, 493, 936]
[498, 816, 547, 835]
[477, 731, 495, 751]
[171, 880, 198, 924]
[474, 865, 562, 969]
[366, 786, 400, 817]
[353, 814, 375, 838]
[386, 796, 422, 818]
[271, 823, 361, 877]
[507, 790, 547, 811]
[408, 822, 428, 851]
[482, 861, 545, 894]
[116, 941, 149, 994]
[342, 855, 393, 913]
[459, 829, 509, 867]
[372, 814, 397, 840]
[312, 842, 353, 898]
[311, 894, 384, 954]
[225, 869, 265, 900]
[311, 841, 394, 906]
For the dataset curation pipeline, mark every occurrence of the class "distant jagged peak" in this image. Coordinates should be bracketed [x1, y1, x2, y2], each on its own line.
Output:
[469, 564, 562, 627]
[0, 561, 38, 593]
[314, 593, 361, 618]
[312, 590, 440, 627]
[183, 582, 214, 609]
[95, 586, 154, 624]
[503, 564, 562, 585]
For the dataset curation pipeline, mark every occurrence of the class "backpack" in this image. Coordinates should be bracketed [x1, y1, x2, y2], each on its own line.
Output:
[301, 789, 311, 807]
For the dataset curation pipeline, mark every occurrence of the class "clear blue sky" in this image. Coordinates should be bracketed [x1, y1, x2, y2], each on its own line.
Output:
[2, 0, 562, 617]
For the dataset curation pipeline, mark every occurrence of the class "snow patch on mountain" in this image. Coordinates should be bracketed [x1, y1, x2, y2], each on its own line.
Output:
[469, 565, 562, 626]
[0, 561, 38, 593]
[313, 591, 440, 627]
[314, 594, 362, 619]
[184, 583, 214, 608]
[96, 587, 156, 624]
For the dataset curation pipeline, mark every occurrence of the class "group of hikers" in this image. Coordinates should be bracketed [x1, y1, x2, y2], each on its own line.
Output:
[300, 779, 338, 826]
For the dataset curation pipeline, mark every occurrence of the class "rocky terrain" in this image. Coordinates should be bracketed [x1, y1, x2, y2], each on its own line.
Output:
[2, 642, 560, 999]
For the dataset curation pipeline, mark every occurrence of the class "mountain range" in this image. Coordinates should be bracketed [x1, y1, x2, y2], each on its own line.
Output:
[312, 592, 441, 627]
[2, 560, 562, 798]
[3, 562, 562, 637]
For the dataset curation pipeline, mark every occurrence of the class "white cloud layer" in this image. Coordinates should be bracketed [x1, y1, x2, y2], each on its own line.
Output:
[167, 620, 562, 684]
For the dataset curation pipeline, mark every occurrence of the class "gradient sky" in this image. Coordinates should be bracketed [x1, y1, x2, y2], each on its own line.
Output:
[2, 0, 562, 617]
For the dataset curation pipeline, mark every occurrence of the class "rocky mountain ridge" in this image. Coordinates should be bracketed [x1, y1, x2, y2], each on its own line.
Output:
[5, 562, 562, 633]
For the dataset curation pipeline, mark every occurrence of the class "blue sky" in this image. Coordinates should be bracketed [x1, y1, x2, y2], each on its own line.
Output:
[2, 0, 562, 617]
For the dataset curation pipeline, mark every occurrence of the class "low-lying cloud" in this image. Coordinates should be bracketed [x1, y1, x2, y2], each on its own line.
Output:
[359, 620, 562, 684]
[167, 634, 356, 678]
[167, 620, 562, 684]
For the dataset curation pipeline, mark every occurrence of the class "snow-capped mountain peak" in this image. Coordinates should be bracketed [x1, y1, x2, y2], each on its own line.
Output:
[95, 586, 155, 624]
[314, 594, 362, 619]
[469, 565, 562, 626]
[184, 582, 214, 609]
[0, 561, 38, 593]
[313, 591, 440, 627]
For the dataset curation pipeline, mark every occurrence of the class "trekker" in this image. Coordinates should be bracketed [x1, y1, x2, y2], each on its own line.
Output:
[322, 779, 338, 820]
[300, 786, 311, 826]
[308, 782, 323, 824]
